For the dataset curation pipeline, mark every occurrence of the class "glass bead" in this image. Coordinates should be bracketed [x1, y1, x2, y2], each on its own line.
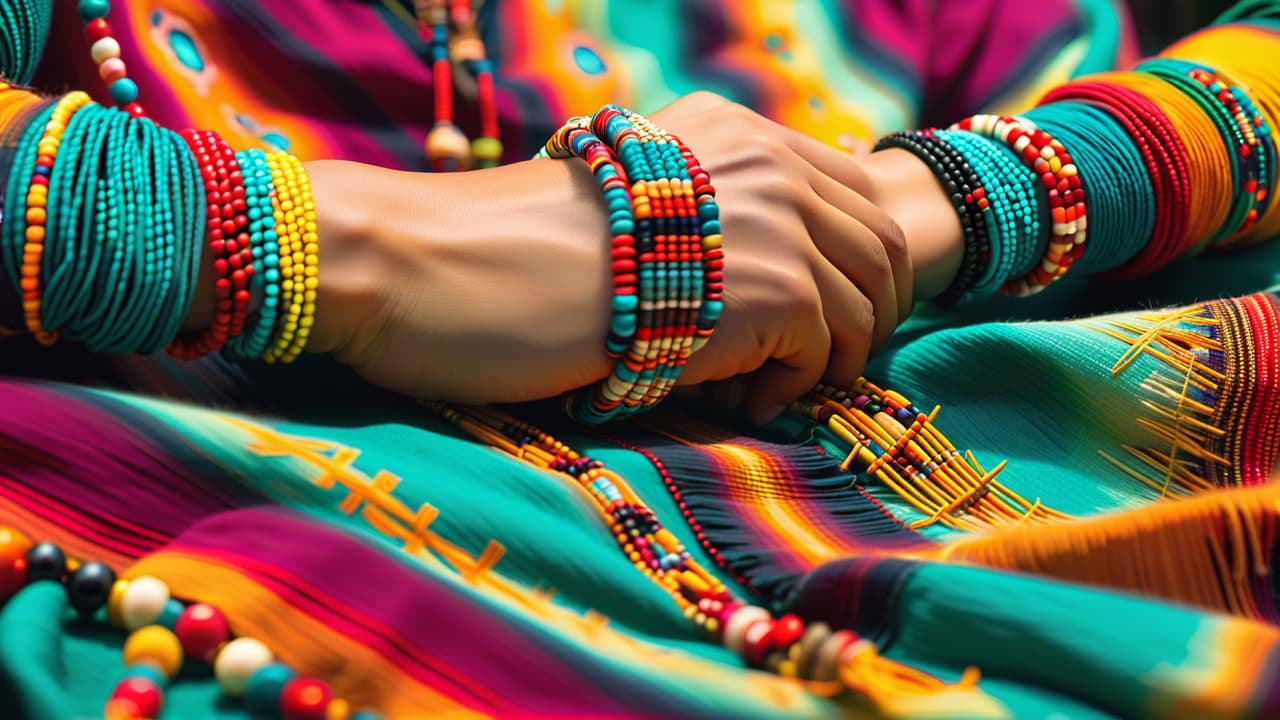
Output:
[245, 663, 296, 717]
[0, 528, 32, 602]
[109, 676, 163, 718]
[120, 575, 170, 629]
[122, 626, 184, 680]
[156, 598, 185, 630]
[109, 78, 139, 105]
[67, 561, 116, 617]
[77, 0, 110, 20]
[24, 542, 66, 583]
[280, 677, 332, 720]
[175, 602, 231, 662]
[215, 637, 275, 697]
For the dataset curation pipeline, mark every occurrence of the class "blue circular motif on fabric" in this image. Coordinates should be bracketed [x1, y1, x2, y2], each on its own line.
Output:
[168, 28, 204, 71]
[573, 45, 606, 75]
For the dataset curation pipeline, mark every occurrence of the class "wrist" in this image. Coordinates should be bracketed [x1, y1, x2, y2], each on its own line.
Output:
[862, 147, 964, 301]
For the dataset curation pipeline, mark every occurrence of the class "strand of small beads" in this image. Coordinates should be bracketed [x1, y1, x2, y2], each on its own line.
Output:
[950, 114, 1088, 296]
[167, 128, 253, 359]
[0, 527, 382, 720]
[792, 381, 1072, 530]
[431, 402, 971, 701]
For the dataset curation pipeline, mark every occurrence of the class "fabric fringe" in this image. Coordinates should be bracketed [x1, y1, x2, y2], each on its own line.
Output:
[604, 412, 925, 601]
[1088, 294, 1280, 495]
[940, 480, 1280, 622]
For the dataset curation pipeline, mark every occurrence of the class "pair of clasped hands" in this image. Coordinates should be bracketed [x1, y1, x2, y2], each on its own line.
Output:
[211, 93, 963, 422]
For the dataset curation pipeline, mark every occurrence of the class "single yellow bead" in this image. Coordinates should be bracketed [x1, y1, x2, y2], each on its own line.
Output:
[325, 698, 351, 720]
[106, 579, 130, 627]
[122, 625, 183, 679]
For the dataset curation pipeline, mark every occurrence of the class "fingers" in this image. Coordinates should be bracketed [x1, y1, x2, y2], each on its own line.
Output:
[809, 257, 874, 388]
[777, 124, 876, 196]
[743, 298, 830, 425]
[801, 188, 904, 347]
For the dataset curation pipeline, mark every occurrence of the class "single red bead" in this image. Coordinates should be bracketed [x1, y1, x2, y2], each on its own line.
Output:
[175, 603, 230, 663]
[769, 614, 805, 649]
[123, 103, 145, 119]
[110, 677, 163, 718]
[84, 19, 113, 43]
[280, 677, 332, 720]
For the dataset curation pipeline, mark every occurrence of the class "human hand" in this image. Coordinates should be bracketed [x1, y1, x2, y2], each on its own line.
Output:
[651, 93, 911, 421]
[297, 94, 910, 421]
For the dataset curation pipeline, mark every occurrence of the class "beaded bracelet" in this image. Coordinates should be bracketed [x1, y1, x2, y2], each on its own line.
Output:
[1137, 58, 1263, 247]
[22, 91, 93, 344]
[934, 130, 1037, 297]
[1023, 103, 1154, 276]
[40, 102, 110, 340]
[538, 106, 722, 423]
[262, 151, 318, 364]
[1184, 63, 1274, 243]
[1042, 80, 1192, 278]
[951, 115, 1088, 296]
[222, 149, 282, 359]
[874, 130, 991, 304]
[167, 129, 249, 358]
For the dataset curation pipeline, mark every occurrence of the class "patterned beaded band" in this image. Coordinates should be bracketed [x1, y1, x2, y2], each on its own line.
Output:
[1136, 59, 1268, 247]
[952, 114, 1088, 296]
[874, 130, 992, 304]
[1182, 62, 1274, 243]
[22, 91, 92, 344]
[935, 129, 1038, 297]
[538, 105, 722, 423]
[262, 151, 318, 364]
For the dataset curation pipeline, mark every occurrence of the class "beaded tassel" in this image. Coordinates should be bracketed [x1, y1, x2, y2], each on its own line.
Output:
[418, 0, 470, 171]
[416, 0, 501, 170]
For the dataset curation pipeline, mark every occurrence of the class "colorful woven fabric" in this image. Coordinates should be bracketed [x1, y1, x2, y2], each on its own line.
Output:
[6, 1, 1280, 719]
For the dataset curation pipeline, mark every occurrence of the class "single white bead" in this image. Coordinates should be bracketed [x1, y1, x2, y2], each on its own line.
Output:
[214, 637, 275, 697]
[120, 575, 170, 630]
[722, 605, 771, 657]
[90, 37, 121, 64]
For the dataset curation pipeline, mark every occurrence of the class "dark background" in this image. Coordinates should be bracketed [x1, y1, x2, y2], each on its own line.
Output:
[1128, 0, 1239, 51]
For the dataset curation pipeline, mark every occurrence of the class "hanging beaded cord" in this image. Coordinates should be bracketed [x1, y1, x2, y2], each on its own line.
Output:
[430, 402, 983, 705]
[414, 0, 503, 171]
[873, 28, 1280, 301]
[75, 0, 146, 118]
[537, 105, 724, 424]
[0, 529, 383, 720]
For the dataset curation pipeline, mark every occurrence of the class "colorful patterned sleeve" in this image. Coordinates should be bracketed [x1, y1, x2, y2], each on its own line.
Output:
[918, 0, 1139, 125]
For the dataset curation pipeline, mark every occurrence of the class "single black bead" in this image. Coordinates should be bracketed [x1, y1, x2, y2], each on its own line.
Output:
[25, 542, 66, 583]
[67, 562, 116, 617]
